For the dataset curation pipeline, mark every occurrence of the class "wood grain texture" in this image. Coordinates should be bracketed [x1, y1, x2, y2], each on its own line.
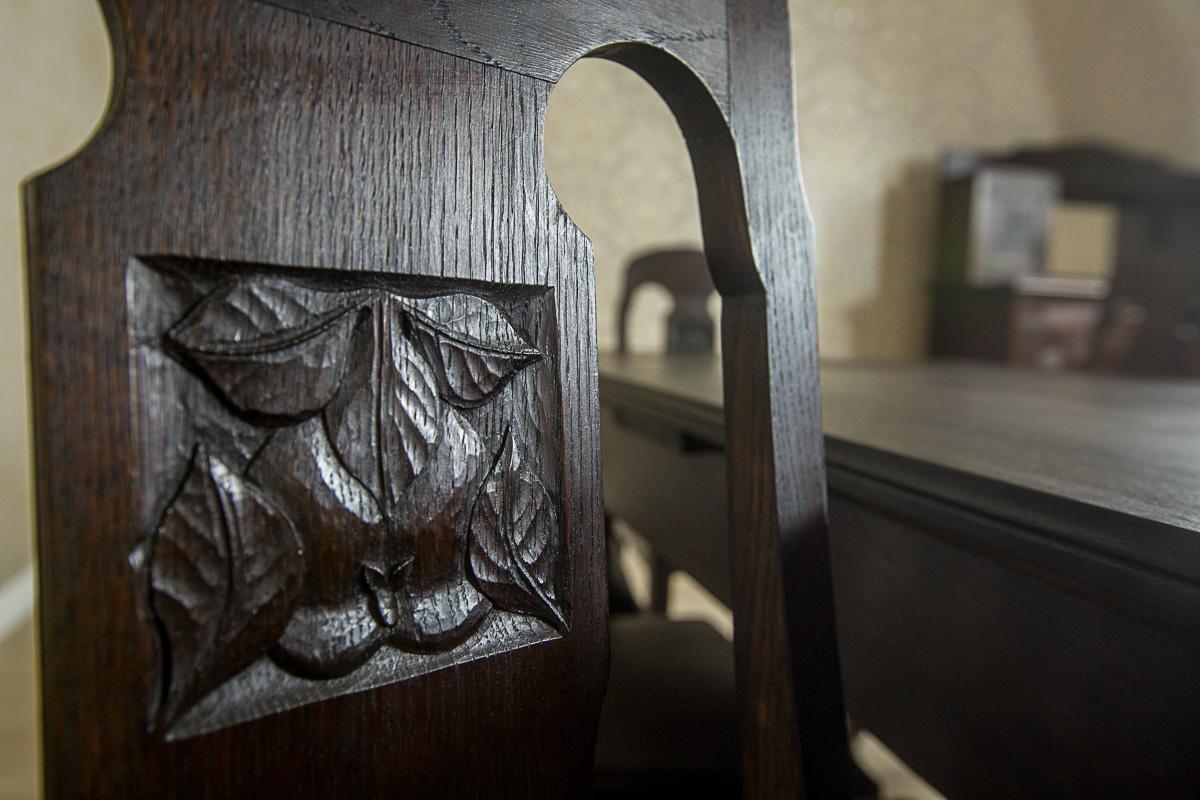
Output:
[259, 0, 730, 108]
[131, 259, 567, 738]
[27, 2, 605, 796]
[722, 3, 853, 795]
[269, 1, 855, 794]
[587, 3, 855, 794]
[597, 352, 1200, 796]
[29, 1, 855, 797]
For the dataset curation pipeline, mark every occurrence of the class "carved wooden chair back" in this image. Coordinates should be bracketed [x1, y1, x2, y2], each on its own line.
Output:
[25, 1, 850, 797]
[618, 249, 717, 354]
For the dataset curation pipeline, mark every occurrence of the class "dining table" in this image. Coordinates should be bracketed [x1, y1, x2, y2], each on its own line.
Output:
[599, 352, 1200, 799]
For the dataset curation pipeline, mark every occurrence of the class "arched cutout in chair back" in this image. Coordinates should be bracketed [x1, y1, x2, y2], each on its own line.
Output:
[589, 35, 855, 800]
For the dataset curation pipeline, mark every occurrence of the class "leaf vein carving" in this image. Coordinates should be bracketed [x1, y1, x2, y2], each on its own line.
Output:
[142, 270, 567, 733]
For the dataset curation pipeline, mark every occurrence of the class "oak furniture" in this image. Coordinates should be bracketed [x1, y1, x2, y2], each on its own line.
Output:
[612, 248, 717, 611]
[600, 352, 1200, 799]
[25, 1, 851, 797]
[930, 274, 1108, 370]
[618, 249, 717, 356]
[931, 145, 1200, 376]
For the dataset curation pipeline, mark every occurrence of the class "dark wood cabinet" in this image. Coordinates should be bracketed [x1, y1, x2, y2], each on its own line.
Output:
[930, 275, 1107, 369]
[931, 145, 1200, 376]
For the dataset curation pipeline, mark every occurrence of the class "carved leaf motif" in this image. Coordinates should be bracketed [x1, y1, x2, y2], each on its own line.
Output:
[270, 598, 384, 681]
[405, 294, 541, 407]
[362, 410, 492, 650]
[325, 295, 443, 509]
[363, 561, 413, 629]
[149, 447, 305, 725]
[468, 430, 566, 631]
[167, 276, 371, 420]
[248, 419, 384, 608]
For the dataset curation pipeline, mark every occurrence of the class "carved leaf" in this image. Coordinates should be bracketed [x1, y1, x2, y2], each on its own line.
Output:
[269, 598, 384, 680]
[405, 293, 541, 407]
[248, 418, 385, 608]
[468, 430, 566, 631]
[325, 296, 442, 509]
[167, 276, 371, 420]
[377, 409, 492, 651]
[149, 447, 305, 725]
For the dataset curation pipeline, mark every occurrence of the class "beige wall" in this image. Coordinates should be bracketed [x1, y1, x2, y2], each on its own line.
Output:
[546, 0, 1200, 359]
[1026, 0, 1200, 171]
[0, 1, 111, 581]
[544, 62, 707, 354]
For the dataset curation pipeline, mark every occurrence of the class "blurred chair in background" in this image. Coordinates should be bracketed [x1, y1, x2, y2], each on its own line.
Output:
[607, 249, 716, 614]
[618, 250, 717, 356]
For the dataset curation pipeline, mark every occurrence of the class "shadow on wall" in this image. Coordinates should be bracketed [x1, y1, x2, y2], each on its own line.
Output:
[844, 161, 940, 361]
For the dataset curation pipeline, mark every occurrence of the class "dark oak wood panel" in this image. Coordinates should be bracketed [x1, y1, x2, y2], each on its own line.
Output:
[29, 2, 853, 798]
[131, 259, 567, 738]
[722, 3, 851, 791]
[599, 353, 1200, 797]
[832, 495, 1200, 799]
[28, 4, 605, 796]
[260, 0, 730, 108]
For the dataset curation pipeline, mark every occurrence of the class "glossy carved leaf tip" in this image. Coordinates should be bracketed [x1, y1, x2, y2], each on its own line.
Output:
[406, 294, 542, 407]
[468, 430, 567, 632]
[148, 446, 305, 728]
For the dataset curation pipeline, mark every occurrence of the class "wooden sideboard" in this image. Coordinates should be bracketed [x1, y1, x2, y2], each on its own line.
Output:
[600, 353, 1200, 799]
[930, 275, 1109, 370]
[931, 145, 1200, 377]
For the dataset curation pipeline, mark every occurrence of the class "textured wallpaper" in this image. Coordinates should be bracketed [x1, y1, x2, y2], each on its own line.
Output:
[545, 0, 1200, 359]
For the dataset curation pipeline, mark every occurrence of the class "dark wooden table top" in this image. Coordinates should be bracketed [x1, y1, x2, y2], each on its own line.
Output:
[600, 353, 1200, 797]
[599, 354, 1200, 590]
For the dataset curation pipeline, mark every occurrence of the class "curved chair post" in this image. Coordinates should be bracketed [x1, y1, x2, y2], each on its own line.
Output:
[599, 5, 853, 793]
[723, 4, 853, 797]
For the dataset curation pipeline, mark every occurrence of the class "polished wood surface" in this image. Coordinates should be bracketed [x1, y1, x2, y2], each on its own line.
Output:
[601, 353, 1200, 542]
[28, 4, 608, 795]
[600, 352, 1200, 797]
[264, 0, 731, 106]
[27, 2, 850, 797]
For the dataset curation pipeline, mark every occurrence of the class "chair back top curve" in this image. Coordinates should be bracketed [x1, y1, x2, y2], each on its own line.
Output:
[24, 1, 850, 797]
[618, 249, 717, 354]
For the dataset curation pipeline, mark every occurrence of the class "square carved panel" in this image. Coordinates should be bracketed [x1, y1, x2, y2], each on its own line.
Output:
[127, 257, 567, 739]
